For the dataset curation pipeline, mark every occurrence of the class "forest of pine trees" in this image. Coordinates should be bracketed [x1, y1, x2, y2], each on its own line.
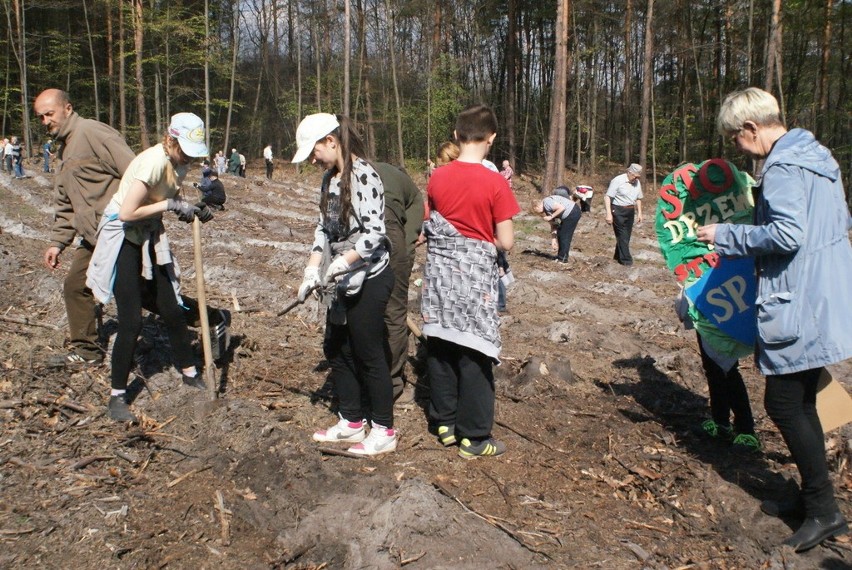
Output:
[2, 0, 850, 184]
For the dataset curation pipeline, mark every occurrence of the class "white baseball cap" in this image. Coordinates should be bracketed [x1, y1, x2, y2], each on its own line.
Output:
[291, 113, 340, 163]
[168, 112, 209, 158]
[627, 163, 643, 175]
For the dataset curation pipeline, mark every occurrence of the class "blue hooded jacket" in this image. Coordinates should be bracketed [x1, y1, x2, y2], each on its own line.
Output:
[714, 128, 852, 375]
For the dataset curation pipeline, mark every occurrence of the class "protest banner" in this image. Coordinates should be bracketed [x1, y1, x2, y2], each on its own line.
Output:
[656, 159, 755, 357]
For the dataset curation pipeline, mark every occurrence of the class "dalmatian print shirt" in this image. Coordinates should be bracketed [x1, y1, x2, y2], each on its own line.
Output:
[311, 158, 389, 275]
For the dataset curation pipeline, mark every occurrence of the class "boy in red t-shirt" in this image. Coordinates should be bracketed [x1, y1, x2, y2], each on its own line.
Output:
[423, 104, 520, 458]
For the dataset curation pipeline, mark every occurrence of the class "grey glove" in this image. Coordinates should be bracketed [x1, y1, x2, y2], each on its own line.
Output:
[194, 202, 214, 223]
[166, 198, 200, 223]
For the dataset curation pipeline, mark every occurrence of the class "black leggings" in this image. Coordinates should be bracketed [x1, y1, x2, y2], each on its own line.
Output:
[764, 368, 838, 517]
[111, 239, 195, 390]
[325, 266, 395, 427]
[697, 333, 754, 433]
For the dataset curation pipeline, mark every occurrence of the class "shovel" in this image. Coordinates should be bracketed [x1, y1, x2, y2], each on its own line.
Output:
[192, 217, 217, 400]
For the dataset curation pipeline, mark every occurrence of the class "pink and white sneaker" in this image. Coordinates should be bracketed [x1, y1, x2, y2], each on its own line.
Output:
[312, 416, 367, 443]
[348, 423, 398, 456]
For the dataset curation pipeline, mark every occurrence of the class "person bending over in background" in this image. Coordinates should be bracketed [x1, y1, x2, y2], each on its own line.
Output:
[536, 188, 581, 264]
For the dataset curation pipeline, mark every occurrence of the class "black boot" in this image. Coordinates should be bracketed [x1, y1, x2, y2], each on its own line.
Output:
[108, 396, 138, 423]
[782, 511, 848, 552]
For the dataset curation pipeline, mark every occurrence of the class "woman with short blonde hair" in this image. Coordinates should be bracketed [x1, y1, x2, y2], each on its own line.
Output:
[698, 88, 852, 552]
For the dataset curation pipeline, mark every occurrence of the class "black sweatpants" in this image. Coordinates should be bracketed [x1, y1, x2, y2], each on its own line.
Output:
[427, 336, 496, 441]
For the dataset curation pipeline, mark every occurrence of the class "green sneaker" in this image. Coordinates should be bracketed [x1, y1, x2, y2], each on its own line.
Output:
[732, 432, 762, 453]
[437, 425, 457, 447]
[697, 419, 733, 441]
[458, 437, 506, 459]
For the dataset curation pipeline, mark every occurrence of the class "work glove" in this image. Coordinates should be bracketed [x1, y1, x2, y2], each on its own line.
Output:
[324, 256, 350, 285]
[194, 202, 214, 223]
[166, 198, 200, 223]
[298, 266, 321, 302]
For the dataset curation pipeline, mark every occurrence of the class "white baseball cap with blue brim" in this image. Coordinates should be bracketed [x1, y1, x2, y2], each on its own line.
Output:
[168, 112, 209, 158]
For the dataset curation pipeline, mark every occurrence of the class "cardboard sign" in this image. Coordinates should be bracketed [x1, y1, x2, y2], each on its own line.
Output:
[684, 257, 757, 345]
[817, 369, 852, 433]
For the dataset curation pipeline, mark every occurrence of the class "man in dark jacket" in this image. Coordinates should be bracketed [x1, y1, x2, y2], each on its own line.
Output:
[196, 170, 227, 210]
[35, 88, 137, 366]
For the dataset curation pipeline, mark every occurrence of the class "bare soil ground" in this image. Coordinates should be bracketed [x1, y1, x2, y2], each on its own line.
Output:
[1, 162, 850, 569]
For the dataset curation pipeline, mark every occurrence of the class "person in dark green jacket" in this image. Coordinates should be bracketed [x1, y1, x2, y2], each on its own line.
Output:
[228, 148, 240, 175]
[373, 163, 424, 403]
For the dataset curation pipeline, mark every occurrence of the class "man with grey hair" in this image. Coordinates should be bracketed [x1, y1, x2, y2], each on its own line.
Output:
[604, 163, 644, 265]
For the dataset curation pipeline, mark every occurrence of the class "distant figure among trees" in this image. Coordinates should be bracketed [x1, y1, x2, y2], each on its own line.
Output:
[604, 163, 643, 266]
[228, 148, 240, 175]
[263, 143, 274, 179]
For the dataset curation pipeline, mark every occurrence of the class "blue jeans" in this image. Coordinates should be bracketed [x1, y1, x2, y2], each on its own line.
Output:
[13, 160, 24, 178]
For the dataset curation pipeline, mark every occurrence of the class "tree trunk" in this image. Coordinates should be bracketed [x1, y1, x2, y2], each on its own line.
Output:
[385, 0, 404, 166]
[204, 0, 211, 151]
[364, 75, 376, 158]
[622, 0, 633, 165]
[223, 4, 240, 157]
[133, 0, 149, 148]
[506, 0, 517, 168]
[119, 0, 127, 137]
[10, 0, 32, 157]
[639, 0, 654, 179]
[83, 0, 100, 121]
[154, 68, 162, 138]
[314, 17, 321, 111]
[295, 1, 302, 129]
[815, 0, 833, 139]
[765, 0, 781, 94]
[746, 0, 754, 84]
[106, 0, 115, 127]
[343, 0, 351, 116]
[543, 0, 569, 192]
[589, 17, 599, 175]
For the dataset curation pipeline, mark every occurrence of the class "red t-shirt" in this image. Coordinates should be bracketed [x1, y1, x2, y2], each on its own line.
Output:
[426, 160, 520, 242]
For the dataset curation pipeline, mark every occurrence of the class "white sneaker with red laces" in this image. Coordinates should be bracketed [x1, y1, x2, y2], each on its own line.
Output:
[312, 415, 367, 443]
[348, 423, 398, 456]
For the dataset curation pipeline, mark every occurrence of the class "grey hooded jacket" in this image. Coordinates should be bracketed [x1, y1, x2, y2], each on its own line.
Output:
[714, 128, 852, 375]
